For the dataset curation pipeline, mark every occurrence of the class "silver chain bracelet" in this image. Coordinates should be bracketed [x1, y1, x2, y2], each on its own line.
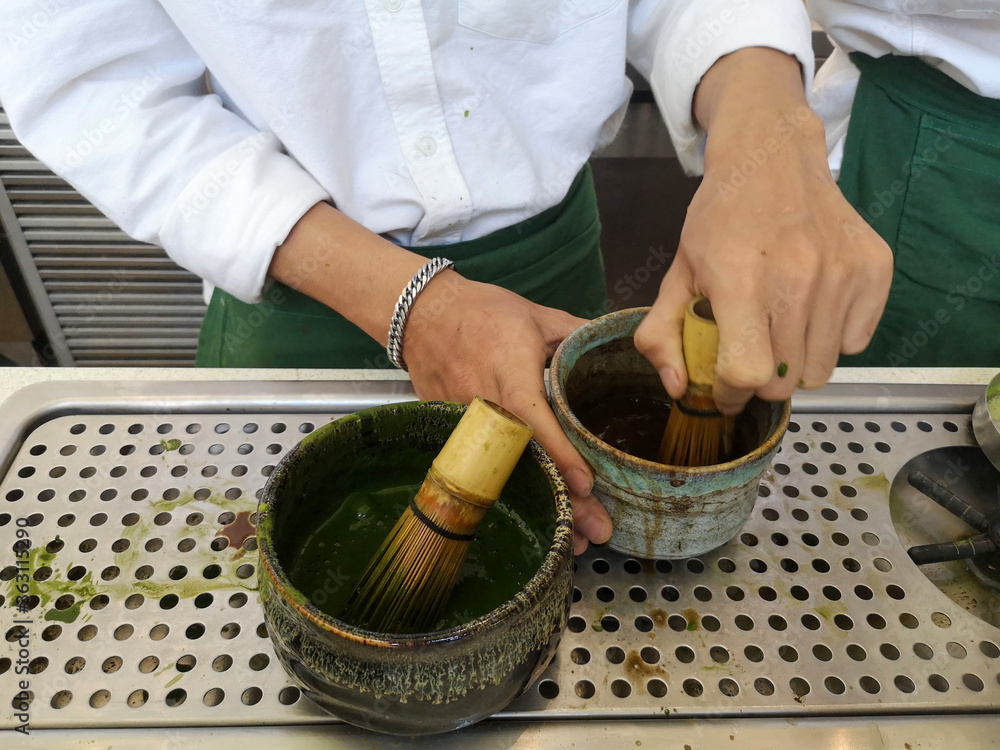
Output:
[386, 257, 455, 371]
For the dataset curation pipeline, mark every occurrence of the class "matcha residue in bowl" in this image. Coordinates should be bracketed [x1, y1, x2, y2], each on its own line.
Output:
[286, 467, 549, 631]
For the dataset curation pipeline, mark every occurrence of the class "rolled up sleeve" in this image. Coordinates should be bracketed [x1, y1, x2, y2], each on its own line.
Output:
[627, 0, 815, 174]
[0, 0, 330, 303]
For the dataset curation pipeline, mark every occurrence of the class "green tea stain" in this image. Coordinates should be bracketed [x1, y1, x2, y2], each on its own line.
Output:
[5, 493, 257, 617]
[148, 488, 245, 515]
[27, 542, 58, 571]
[853, 472, 890, 492]
[165, 673, 184, 688]
[160, 439, 182, 451]
[43, 602, 83, 623]
[287, 474, 548, 631]
[812, 602, 846, 619]
[42, 566, 96, 623]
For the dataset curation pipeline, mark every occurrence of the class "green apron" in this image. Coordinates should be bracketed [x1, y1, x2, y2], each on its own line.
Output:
[197, 165, 608, 368]
[838, 53, 1000, 367]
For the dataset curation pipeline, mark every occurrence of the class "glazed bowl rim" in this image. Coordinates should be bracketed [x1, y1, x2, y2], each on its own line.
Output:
[549, 306, 791, 477]
[257, 399, 573, 649]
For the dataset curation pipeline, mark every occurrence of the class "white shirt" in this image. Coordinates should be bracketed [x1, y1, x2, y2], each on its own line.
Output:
[808, 0, 1000, 177]
[0, 0, 813, 303]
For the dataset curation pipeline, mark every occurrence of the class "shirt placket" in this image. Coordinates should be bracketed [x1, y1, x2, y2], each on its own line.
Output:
[363, 0, 473, 244]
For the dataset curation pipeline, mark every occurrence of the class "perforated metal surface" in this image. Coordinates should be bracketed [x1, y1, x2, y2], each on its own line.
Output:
[2, 407, 999, 731]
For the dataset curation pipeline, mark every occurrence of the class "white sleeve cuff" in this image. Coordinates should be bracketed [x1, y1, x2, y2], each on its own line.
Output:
[650, 0, 815, 175]
[159, 135, 331, 304]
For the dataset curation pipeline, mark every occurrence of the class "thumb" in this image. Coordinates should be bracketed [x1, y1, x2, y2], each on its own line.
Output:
[634, 270, 694, 400]
[498, 366, 595, 498]
[524, 397, 595, 499]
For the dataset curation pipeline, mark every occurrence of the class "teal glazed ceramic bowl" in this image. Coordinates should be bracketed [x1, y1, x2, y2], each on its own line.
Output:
[257, 401, 573, 735]
[549, 307, 790, 559]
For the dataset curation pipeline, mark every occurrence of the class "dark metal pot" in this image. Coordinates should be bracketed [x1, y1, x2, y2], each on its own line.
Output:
[257, 401, 573, 735]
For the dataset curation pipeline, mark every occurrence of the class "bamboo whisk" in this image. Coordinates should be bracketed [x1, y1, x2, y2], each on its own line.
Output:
[342, 397, 534, 634]
[658, 298, 736, 467]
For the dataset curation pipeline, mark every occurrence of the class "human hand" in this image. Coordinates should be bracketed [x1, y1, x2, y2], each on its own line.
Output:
[269, 204, 611, 553]
[635, 49, 893, 414]
[404, 271, 613, 554]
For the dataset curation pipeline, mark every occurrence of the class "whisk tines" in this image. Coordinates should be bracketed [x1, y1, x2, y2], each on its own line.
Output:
[658, 387, 735, 467]
[340, 397, 533, 635]
[343, 487, 474, 634]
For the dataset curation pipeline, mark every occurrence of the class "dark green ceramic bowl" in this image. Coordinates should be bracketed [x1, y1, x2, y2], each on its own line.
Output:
[257, 401, 573, 735]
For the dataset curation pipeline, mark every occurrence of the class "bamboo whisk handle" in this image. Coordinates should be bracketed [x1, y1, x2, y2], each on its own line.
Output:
[431, 397, 534, 509]
[682, 297, 721, 391]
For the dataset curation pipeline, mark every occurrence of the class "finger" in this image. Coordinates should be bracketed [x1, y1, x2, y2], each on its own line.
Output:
[571, 492, 613, 546]
[574, 530, 589, 556]
[711, 295, 774, 415]
[634, 267, 695, 400]
[535, 307, 589, 356]
[495, 363, 595, 498]
[801, 278, 851, 389]
[841, 238, 893, 354]
[756, 296, 808, 402]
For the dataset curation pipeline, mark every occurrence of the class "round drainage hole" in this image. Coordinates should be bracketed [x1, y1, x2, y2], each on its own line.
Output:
[682, 678, 703, 697]
[538, 680, 559, 699]
[575, 680, 595, 699]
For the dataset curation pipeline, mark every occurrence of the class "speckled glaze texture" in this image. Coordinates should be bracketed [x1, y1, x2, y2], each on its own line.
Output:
[549, 308, 790, 559]
[257, 401, 573, 735]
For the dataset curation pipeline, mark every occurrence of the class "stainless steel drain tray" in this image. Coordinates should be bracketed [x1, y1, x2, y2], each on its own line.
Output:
[1, 380, 998, 732]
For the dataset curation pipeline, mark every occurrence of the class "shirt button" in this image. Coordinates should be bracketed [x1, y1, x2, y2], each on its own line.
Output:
[384, 0, 403, 11]
[416, 136, 437, 156]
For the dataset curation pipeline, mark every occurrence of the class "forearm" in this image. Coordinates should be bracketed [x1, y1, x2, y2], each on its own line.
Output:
[267, 202, 431, 346]
[694, 48, 828, 173]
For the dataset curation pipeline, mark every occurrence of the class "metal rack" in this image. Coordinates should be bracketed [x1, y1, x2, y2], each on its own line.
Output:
[1, 380, 998, 747]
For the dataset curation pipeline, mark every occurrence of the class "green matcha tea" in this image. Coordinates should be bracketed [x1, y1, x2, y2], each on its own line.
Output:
[287, 465, 550, 631]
